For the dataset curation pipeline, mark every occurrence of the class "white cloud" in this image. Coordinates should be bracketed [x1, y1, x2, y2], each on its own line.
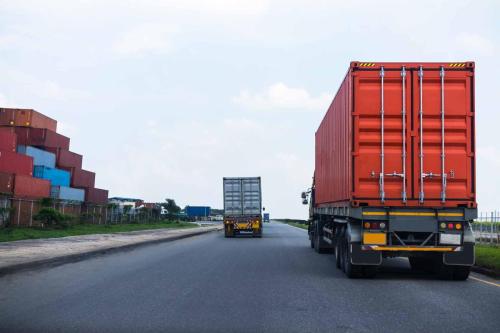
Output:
[233, 82, 331, 111]
[0, 69, 89, 102]
[456, 32, 496, 56]
[113, 23, 178, 56]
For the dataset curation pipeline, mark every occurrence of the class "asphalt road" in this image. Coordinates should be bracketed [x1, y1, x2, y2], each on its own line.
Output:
[0, 222, 499, 333]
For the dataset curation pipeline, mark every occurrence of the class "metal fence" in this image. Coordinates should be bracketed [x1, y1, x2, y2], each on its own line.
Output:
[0, 196, 165, 227]
[473, 211, 500, 245]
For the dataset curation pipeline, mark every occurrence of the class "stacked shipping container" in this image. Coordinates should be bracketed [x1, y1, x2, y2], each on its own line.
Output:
[0, 108, 108, 213]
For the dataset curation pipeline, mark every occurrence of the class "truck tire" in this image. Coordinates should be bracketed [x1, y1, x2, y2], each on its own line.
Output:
[310, 233, 315, 249]
[334, 228, 342, 269]
[314, 231, 329, 254]
[435, 261, 470, 280]
[341, 230, 363, 278]
[451, 266, 471, 281]
[409, 257, 433, 272]
[253, 228, 262, 238]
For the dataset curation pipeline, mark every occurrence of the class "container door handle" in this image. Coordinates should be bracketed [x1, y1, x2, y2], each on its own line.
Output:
[379, 67, 385, 203]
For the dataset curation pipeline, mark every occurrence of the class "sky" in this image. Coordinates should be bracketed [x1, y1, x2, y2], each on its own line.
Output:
[0, 0, 499, 219]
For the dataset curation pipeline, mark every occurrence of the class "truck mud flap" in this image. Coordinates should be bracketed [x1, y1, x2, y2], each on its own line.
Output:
[351, 242, 382, 265]
[443, 242, 474, 266]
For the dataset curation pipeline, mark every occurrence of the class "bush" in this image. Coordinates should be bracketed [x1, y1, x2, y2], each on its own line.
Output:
[34, 208, 73, 229]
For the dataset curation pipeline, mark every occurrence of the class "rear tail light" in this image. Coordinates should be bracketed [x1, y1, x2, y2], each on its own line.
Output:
[363, 222, 387, 230]
[439, 222, 462, 230]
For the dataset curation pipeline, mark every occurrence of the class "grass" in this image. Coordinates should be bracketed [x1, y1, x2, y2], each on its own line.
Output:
[0, 220, 197, 243]
[286, 222, 309, 230]
[274, 219, 309, 230]
[475, 244, 500, 273]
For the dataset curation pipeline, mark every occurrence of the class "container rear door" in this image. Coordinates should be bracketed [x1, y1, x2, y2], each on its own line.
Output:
[412, 67, 474, 203]
[353, 68, 412, 202]
[242, 178, 262, 215]
[224, 178, 243, 215]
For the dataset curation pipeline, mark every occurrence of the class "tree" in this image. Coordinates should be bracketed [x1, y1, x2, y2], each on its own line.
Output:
[34, 208, 73, 229]
[163, 199, 181, 216]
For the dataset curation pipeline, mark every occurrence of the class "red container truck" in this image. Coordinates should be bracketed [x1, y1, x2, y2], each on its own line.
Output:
[45, 148, 83, 169]
[85, 188, 108, 205]
[0, 128, 17, 152]
[0, 151, 33, 176]
[13, 175, 50, 199]
[0, 108, 57, 131]
[15, 127, 70, 150]
[306, 62, 476, 280]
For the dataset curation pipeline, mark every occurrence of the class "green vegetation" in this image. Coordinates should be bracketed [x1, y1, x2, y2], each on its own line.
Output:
[275, 219, 309, 230]
[33, 208, 73, 229]
[0, 220, 197, 243]
[475, 244, 500, 273]
[286, 222, 309, 230]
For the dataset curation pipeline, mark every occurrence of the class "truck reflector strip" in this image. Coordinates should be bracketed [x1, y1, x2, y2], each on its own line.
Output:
[362, 211, 464, 217]
[359, 63, 376, 67]
[449, 63, 465, 67]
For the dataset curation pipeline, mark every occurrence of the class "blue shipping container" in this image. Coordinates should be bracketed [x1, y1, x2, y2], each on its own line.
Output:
[33, 166, 70, 187]
[185, 206, 211, 217]
[17, 145, 56, 168]
[50, 186, 85, 202]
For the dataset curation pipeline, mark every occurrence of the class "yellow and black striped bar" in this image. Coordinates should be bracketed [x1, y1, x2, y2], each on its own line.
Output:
[359, 63, 376, 67]
[449, 63, 466, 68]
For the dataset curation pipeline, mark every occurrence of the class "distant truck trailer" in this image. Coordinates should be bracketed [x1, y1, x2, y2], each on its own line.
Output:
[185, 206, 211, 219]
[223, 177, 262, 238]
[305, 62, 476, 280]
[263, 213, 270, 223]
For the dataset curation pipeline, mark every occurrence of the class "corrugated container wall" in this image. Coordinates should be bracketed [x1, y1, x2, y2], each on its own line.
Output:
[17, 145, 56, 168]
[0, 108, 57, 131]
[314, 62, 476, 208]
[0, 151, 33, 176]
[85, 188, 108, 205]
[33, 166, 71, 187]
[45, 148, 83, 169]
[14, 175, 50, 199]
[0, 128, 17, 152]
[65, 168, 95, 188]
[51, 186, 85, 202]
[223, 177, 262, 216]
[185, 206, 211, 217]
[0, 172, 14, 195]
[15, 128, 70, 150]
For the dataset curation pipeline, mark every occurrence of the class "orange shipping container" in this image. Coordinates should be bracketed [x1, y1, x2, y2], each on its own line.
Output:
[0, 128, 17, 152]
[14, 175, 50, 199]
[315, 61, 476, 208]
[0, 108, 57, 131]
[0, 172, 14, 195]
[0, 151, 33, 176]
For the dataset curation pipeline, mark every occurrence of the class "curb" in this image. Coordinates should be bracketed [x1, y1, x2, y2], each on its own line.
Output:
[471, 265, 499, 279]
[0, 227, 221, 276]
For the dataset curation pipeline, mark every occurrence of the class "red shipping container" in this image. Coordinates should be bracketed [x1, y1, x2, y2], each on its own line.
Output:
[315, 61, 475, 208]
[0, 172, 14, 194]
[13, 175, 50, 199]
[63, 168, 95, 188]
[45, 148, 83, 169]
[0, 128, 17, 152]
[85, 188, 108, 205]
[0, 151, 33, 176]
[15, 127, 70, 150]
[0, 108, 57, 131]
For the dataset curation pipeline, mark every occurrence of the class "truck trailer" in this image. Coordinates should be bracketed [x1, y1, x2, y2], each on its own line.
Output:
[223, 177, 262, 238]
[305, 61, 476, 280]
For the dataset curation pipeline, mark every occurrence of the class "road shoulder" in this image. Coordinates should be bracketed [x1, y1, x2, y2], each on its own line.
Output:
[0, 225, 222, 276]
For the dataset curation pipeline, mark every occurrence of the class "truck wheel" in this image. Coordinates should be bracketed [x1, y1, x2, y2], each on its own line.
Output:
[310, 233, 315, 249]
[451, 266, 470, 281]
[409, 257, 433, 272]
[314, 232, 328, 254]
[342, 233, 363, 278]
[334, 229, 342, 269]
